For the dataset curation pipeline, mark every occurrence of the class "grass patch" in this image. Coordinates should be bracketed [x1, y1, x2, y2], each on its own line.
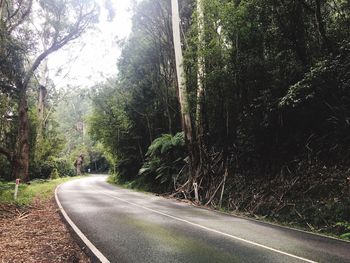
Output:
[0, 176, 83, 206]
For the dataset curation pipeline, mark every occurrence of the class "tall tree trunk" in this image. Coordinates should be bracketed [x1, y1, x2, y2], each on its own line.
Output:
[37, 57, 49, 141]
[193, 0, 206, 202]
[166, 102, 173, 134]
[196, 0, 205, 133]
[13, 86, 30, 181]
[196, 0, 205, 160]
[145, 114, 153, 144]
[165, 85, 173, 134]
[293, 1, 309, 67]
[36, 85, 47, 145]
[171, 0, 194, 144]
[74, 154, 84, 175]
[171, 0, 198, 186]
[0, 0, 4, 20]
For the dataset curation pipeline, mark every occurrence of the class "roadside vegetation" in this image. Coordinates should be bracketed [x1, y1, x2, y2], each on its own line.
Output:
[0, 1, 104, 259]
[90, 0, 350, 240]
[0, 177, 81, 205]
[0, 176, 89, 263]
[1, 0, 349, 247]
[0, 0, 108, 184]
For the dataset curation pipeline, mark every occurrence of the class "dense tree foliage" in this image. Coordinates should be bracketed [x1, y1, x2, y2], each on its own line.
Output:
[55, 88, 109, 174]
[0, 0, 348, 238]
[90, 0, 350, 235]
[0, 0, 97, 180]
[90, 0, 184, 181]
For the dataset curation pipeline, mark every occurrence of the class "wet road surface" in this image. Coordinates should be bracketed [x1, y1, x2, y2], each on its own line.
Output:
[56, 175, 350, 263]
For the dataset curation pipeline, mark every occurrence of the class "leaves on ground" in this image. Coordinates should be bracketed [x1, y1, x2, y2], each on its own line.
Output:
[0, 198, 90, 263]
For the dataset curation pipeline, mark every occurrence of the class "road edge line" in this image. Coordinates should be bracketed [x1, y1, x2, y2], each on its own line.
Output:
[110, 181, 350, 244]
[100, 190, 318, 263]
[55, 183, 110, 263]
[189, 202, 350, 244]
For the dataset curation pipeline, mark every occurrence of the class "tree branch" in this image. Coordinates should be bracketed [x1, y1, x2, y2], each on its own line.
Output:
[22, 6, 96, 88]
[7, 0, 22, 20]
[8, 0, 33, 33]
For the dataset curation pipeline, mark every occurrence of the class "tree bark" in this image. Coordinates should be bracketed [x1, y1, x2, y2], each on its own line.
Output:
[171, 0, 194, 145]
[37, 85, 47, 144]
[165, 85, 173, 134]
[13, 87, 30, 181]
[0, 0, 97, 181]
[196, 0, 205, 138]
[193, 0, 206, 203]
[74, 155, 84, 175]
[171, 0, 198, 191]
[292, 1, 309, 67]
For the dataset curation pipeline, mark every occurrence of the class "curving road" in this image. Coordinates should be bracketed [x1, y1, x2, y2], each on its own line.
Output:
[56, 175, 350, 263]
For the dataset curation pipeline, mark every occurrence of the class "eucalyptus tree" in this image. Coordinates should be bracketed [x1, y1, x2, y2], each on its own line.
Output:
[89, 0, 187, 181]
[0, 0, 98, 181]
[91, 0, 350, 215]
[171, 0, 196, 190]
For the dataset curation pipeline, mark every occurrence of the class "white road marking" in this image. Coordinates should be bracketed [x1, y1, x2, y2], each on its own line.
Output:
[96, 187, 317, 263]
[55, 185, 110, 263]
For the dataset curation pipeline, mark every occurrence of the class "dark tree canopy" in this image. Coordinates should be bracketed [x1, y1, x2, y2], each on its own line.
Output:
[89, 0, 350, 235]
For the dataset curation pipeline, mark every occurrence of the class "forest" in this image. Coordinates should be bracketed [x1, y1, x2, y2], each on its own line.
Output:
[1, 0, 350, 239]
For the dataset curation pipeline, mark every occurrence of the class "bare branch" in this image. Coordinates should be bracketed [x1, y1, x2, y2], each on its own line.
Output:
[7, 0, 23, 21]
[8, 0, 33, 33]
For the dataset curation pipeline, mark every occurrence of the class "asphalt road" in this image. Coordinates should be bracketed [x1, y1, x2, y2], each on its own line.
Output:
[56, 175, 350, 263]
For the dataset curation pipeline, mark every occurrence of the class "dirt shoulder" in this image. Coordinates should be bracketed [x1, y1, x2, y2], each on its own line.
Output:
[0, 198, 90, 263]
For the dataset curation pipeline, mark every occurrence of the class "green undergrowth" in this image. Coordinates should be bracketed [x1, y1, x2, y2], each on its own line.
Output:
[230, 208, 350, 242]
[108, 173, 152, 193]
[108, 167, 350, 242]
[0, 176, 83, 206]
[221, 163, 350, 241]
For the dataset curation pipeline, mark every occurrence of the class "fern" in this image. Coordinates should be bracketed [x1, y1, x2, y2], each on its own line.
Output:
[138, 132, 186, 190]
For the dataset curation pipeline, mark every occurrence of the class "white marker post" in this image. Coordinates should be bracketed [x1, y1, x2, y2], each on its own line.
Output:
[14, 178, 20, 200]
[193, 182, 199, 203]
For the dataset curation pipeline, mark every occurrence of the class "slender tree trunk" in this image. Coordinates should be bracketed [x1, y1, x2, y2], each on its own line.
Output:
[0, 0, 4, 20]
[36, 85, 47, 145]
[13, 86, 30, 181]
[166, 103, 173, 134]
[293, 1, 309, 67]
[138, 140, 144, 161]
[171, 0, 193, 144]
[75, 155, 84, 175]
[171, 0, 198, 190]
[165, 85, 173, 134]
[145, 114, 153, 144]
[196, 0, 205, 158]
[171, 0, 194, 145]
[193, 0, 206, 202]
[196, 0, 205, 133]
[37, 57, 49, 142]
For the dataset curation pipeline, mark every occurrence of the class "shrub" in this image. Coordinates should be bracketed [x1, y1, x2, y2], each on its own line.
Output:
[29, 157, 75, 179]
[138, 132, 186, 192]
[54, 158, 75, 177]
[50, 168, 60, 179]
